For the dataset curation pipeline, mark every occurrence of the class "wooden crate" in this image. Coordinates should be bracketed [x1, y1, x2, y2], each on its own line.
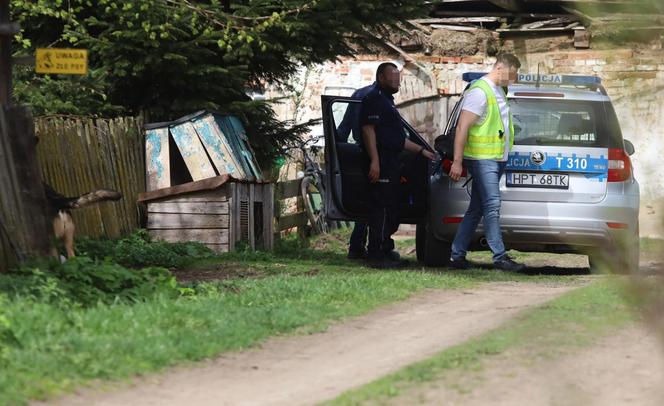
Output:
[138, 175, 273, 253]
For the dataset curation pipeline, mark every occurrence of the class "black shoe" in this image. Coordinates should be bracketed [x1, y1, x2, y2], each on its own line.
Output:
[448, 258, 472, 270]
[387, 250, 401, 261]
[348, 250, 367, 260]
[494, 256, 526, 272]
[367, 256, 409, 269]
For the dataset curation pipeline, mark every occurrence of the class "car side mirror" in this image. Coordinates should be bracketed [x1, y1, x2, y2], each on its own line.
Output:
[623, 139, 635, 156]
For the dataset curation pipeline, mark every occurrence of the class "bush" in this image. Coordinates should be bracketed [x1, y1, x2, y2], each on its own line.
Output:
[76, 229, 215, 269]
[0, 257, 178, 307]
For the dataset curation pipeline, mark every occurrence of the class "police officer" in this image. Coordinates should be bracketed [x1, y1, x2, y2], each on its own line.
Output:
[361, 62, 436, 268]
[448, 54, 526, 272]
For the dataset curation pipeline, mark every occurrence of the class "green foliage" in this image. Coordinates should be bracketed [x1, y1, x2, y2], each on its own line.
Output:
[75, 229, 215, 269]
[0, 256, 178, 307]
[0, 295, 20, 366]
[11, 0, 426, 166]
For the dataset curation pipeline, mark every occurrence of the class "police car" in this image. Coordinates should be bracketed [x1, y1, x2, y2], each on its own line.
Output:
[320, 73, 639, 273]
[426, 73, 640, 272]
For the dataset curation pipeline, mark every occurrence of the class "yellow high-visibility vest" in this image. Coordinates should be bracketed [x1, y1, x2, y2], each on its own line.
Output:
[463, 79, 514, 160]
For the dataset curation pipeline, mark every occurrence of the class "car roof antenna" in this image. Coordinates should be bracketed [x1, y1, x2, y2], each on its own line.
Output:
[536, 62, 541, 88]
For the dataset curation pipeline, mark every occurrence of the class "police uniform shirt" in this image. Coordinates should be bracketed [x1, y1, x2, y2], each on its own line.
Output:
[336, 82, 377, 144]
[460, 77, 511, 162]
[359, 87, 406, 153]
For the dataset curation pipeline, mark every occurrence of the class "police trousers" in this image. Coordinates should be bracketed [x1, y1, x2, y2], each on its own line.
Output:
[366, 153, 400, 260]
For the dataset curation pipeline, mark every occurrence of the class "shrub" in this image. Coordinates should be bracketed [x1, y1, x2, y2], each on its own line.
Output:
[0, 257, 178, 307]
[76, 229, 215, 268]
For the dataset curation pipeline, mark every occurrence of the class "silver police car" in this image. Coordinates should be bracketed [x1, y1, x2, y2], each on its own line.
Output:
[423, 73, 640, 272]
[321, 74, 639, 273]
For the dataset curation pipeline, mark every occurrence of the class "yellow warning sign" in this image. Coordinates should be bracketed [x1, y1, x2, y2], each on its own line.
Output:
[35, 48, 88, 75]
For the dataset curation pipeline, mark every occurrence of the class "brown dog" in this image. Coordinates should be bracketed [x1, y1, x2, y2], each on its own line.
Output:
[44, 184, 122, 258]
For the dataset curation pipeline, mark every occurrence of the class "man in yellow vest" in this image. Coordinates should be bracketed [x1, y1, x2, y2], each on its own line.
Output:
[448, 54, 526, 272]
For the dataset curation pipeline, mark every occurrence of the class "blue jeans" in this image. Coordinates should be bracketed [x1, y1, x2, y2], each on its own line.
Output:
[451, 159, 507, 262]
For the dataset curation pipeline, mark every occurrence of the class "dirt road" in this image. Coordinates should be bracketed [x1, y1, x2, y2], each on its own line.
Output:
[389, 325, 664, 406]
[39, 282, 580, 406]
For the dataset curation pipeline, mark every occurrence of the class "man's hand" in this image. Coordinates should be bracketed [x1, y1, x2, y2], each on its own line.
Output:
[450, 160, 464, 182]
[422, 149, 436, 160]
[368, 158, 380, 183]
[450, 110, 480, 182]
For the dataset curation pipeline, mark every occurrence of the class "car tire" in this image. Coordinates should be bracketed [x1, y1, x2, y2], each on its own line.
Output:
[415, 223, 426, 262]
[423, 223, 451, 267]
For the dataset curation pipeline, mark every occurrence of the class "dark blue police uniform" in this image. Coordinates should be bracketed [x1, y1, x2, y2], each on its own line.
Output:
[360, 86, 406, 260]
[337, 82, 376, 144]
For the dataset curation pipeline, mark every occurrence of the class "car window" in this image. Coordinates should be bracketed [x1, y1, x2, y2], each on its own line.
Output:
[331, 100, 360, 144]
[510, 99, 603, 147]
[331, 99, 412, 145]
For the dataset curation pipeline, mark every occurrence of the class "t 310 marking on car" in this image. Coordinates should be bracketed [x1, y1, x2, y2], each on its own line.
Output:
[506, 152, 607, 174]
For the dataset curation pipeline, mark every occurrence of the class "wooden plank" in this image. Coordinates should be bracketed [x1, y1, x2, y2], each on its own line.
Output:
[432, 10, 569, 19]
[147, 213, 229, 229]
[169, 121, 216, 181]
[249, 183, 255, 250]
[229, 182, 237, 251]
[275, 178, 302, 200]
[192, 116, 239, 177]
[147, 201, 229, 215]
[411, 17, 500, 24]
[149, 228, 229, 244]
[520, 17, 572, 30]
[149, 190, 229, 203]
[145, 127, 170, 191]
[496, 26, 576, 32]
[195, 114, 246, 179]
[137, 174, 231, 202]
[263, 183, 274, 250]
[276, 211, 308, 231]
[430, 24, 479, 31]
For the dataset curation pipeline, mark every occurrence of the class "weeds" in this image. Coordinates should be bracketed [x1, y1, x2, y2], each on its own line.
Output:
[76, 229, 215, 269]
[0, 256, 179, 307]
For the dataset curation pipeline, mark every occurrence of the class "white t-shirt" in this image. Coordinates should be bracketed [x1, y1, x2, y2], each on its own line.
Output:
[459, 77, 511, 162]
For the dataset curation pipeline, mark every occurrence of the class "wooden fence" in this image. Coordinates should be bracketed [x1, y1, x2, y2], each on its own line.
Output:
[274, 178, 308, 237]
[1, 111, 312, 270]
[35, 116, 145, 238]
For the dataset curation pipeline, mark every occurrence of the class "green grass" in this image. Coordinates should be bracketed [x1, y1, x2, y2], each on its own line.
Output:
[323, 279, 638, 406]
[0, 272, 476, 405]
[0, 228, 591, 405]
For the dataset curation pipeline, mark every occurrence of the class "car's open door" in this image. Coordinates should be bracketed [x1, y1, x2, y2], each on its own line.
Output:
[321, 95, 430, 224]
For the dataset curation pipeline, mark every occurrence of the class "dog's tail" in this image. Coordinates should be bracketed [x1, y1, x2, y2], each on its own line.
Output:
[69, 189, 122, 209]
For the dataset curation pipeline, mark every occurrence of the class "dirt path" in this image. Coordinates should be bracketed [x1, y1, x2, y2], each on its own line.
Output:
[394, 324, 664, 406]
[39, 281, 581, 406]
